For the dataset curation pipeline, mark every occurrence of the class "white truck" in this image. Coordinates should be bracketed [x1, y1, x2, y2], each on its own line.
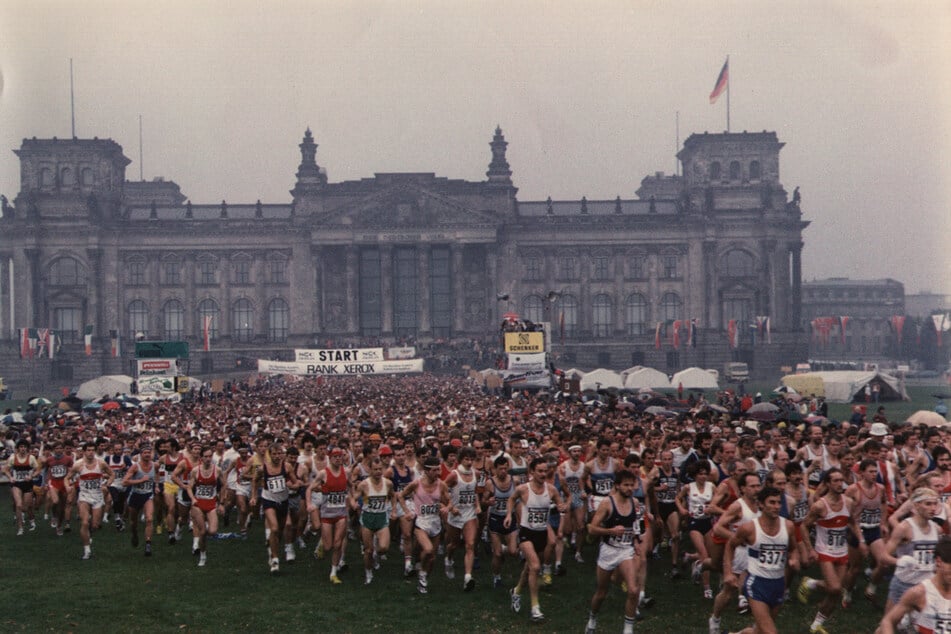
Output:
[724, 362, 750, 382]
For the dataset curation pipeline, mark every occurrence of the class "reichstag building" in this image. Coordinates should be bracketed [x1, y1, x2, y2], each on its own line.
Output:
[0, 127, 808, 385]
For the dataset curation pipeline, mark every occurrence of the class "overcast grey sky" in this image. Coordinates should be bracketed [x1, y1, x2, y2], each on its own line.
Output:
[2, 1, 949, 294]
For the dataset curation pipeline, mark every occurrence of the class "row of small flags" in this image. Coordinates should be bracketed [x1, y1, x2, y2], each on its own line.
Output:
[809, 314, 951, 347]
[19, 317, 215, 359]
[654, 318, 699, 350]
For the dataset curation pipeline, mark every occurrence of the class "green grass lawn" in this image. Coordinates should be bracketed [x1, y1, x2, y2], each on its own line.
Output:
[0, 490, 882, 634]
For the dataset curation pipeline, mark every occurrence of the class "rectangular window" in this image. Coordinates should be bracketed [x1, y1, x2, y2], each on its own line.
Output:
[557, 256, 578, 280]
[163, 262, 180, 285]
[592, 257, 609, 280]
[54, 307, 81, 343]
[128, 261, 146, 286]
[661, 255, 679, 279]
[393, 247, 417, 337]
[198, 261, 216, 285]
[630, 256, 646, 279]
[525, 257, 541, 281]
[234, 260, 250, 284]
[269, 261, 286, 284]
[359, 249, 381, 336]
[431, 247, 452, 339]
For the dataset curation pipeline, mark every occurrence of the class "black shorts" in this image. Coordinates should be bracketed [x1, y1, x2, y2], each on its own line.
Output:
[127, 492, 154, 510]
[13, 481, 33, 494]
[658, 502, 678, 522]
[262, 498, 289, 520]
[489, 513, 517, 535]
[687, 517, 713, 535]
[518, 527, 548, 554]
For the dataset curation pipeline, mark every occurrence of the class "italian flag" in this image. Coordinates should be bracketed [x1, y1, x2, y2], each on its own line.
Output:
[84, 325, 94, 356]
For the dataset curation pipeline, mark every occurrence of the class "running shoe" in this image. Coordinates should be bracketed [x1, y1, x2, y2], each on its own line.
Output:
[155, 523, 162, 535]
[585, 624, 597, 634]
[671, 566, 681, 580]
[541, 572, 552, 587]
[314, 543, 325, 559]
[510, 588, 522, 613]
[640, 595, 655, 609]
[809, 625, 829, 634]
[703, 588, 713, 599]
[530, 607, 545, 623]
[286, 549, 296, 563]
[338, 562, 349, 574]
[574, 551, 585, 563]
[145, 542, 152, 557]
[63, 522, 71, 533]
[864, 586, 879, 607]
[82, 550, 92, 560]
[16, 527, 23, 536]
[493, 577, 503, 589]
[738, 595, 750, 614]
[417, 576, 428, 594]
[404, 564, 416, 578]
[29, 519, 36, 531]
[841, 588, 852, 609]
[169, 534, 177, 545]
[464, 577, 476, 592]
[692, 559, 703, 584]
[198, 553, 207, 567]
[51, 519, 58, 529]
[555, 563, 567, 576]
[56, 527, 64, 537]
[115, 517, 124, 532]
[269, 558, 279, 573]
[444, 559, 455, 580]
[798, 577, 814, 604]
[330, 574, 342, 585]
[708, 616, 721, 634]
[365, 571, 373, 585]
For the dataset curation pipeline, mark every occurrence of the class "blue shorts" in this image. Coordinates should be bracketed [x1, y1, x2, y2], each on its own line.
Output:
[549, 512, 561, 531]
[488, 513, 517, 535]
[847, 526, 883, 548]
[744, 574, 785, 608]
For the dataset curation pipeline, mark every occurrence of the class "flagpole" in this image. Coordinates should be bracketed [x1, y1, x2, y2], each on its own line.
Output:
[726, 55, 730, 132]
[675, 111, 680, 175]
[70, 58, 76, 138]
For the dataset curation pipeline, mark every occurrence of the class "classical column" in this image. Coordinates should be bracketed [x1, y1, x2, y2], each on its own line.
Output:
[451, 245, 465, 332]
[345, 246, 359, 333]
[311, 246, 323, 335]
[702, 242, 718, 329]
[486, 245, 499, 329]
[416, 245, 431, 335]
[380, 246, 393, 336]
[24, 248, 41, 326]
[791, 242, 803, 332]
[86, 248, 103, 349]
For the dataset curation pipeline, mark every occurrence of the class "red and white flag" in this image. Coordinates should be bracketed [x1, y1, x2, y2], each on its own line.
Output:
[671, 320, 682, 349]
[839, 316, 850, 346]
[890, 315, 906, 345]
[709, 58, 729, 104]
[202, 315, 213, 352]
[654, 322, 663, 349]
[727, 319, 738, 349]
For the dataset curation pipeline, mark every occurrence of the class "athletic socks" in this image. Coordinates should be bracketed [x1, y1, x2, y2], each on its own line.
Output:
[811, 612, 828, 630]
[623, 615, 636, 634]
[806, 578, 821, 590]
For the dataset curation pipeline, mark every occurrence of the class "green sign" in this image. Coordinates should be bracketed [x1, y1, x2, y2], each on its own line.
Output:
[135, 341, 190, 359]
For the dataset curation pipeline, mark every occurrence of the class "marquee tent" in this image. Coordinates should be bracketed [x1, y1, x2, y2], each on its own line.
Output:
[579, 368, 624, 391]
[671, 367, 719, 390]
[76, 375, 135, 401]
[623, 367, 671, 389]
[780, 371, 908, 403]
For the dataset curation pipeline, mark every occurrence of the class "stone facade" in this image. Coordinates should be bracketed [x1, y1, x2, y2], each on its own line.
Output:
[0, 128, 809, 389]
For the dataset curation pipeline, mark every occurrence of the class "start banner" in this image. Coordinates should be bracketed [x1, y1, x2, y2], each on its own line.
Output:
[295, 348, 384, 363]
[503, 332, 545, 353]
[137, 358, 177, 377]
[259, 358, 423, 376]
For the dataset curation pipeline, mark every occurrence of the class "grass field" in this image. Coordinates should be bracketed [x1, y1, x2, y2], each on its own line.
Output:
[2, 381, 946, 632]
[0, 487, 884, 634]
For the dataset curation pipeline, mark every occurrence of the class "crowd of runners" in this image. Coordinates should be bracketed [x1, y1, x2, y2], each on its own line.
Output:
[3, 373, 951, 633]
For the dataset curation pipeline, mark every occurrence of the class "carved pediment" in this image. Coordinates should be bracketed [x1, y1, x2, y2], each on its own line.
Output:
[317, 183, 498, 229]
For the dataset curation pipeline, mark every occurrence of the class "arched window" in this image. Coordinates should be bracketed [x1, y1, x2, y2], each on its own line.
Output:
[660, 292, 682, 322]
[522, 295, 544, 324]
[128, 300, 149, 338]
[268, 298, 289, 342]
[749, 161, 761, 180]
[232, 298, 254, 343]
[626, 294, 648, 335]
[163, 300, 184, 340]
[81, 167, 94, 186]
[61, 167, 74, 187]
[560, 294, 578, 337]
[196, 299, 219, 341]
[729, 161, 741, 180]
[709, 161, 721, 181]
[723, 250, 755, 277]
[40, 167, 54, 187]
[592, 294, 613, 338]
[49, 257, 83, 286]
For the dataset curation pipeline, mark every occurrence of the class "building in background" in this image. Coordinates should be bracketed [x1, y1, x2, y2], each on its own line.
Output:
[0, 128, 809, 389]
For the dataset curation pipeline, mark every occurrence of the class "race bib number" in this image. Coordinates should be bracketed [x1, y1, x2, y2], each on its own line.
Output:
[565, 477, 582, 494]
[859, 508, 881, 527]
[458, 490, 476, 506]
[366, 496, 386, 512]
[527, 507, 548, 525]
[419, 503, 439, 516]
[758, 546, 787, 566]
[14, 470, 31, 482]
[51, 465, 68, 479]
[594, 479, 613, 495]
[915, 545, 935, 569]
[266, 476, 286, 493]
[133, 480, 154, 494]
[82, 478, 101, 491]
[326, 492, 347, 506]
[826, 529, 846, 548]
[494, 497, 508, 513]
[196, 484, 216, 499]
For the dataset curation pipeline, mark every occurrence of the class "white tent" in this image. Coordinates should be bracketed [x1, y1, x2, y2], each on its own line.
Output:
[76, 375, 135, 401]
[781, 371, 908, 403]
[671, 367, 719, 390]
[579, 368, 624, 391]
[623, 367, 671, 389]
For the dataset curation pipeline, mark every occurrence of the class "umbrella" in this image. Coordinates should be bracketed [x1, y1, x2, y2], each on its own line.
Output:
[502, 312, 520, 322]
[705, 404, 729, 413]
[784, 393, 803, 403]
[82, 402, 103, 411]
[615, 401, 637, 411]
[28, 397, 52, 406]
[62, 410, 80, 418]
[805, 414, 829, 424]
[747, 402, 780, 414]
[118, 395, 141, 405]
[101, 401, 121, 411]
[773, 385, 798, 394]
[906, 410, 948, 427]
[1, 412, 25, 424]
[645, 406, 677, 417]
